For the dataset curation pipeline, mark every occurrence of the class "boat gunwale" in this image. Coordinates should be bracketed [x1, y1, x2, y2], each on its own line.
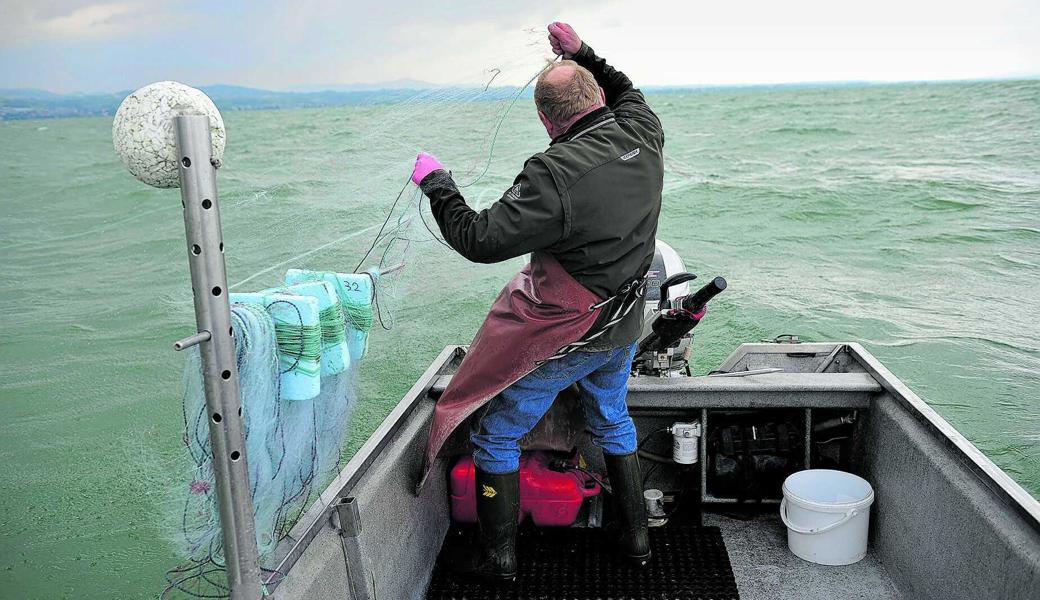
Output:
[271, 340, 1040, 589]
[267, 344, 465, 587]
[845, 341, 1040, 529]
[719, 341, 1040, 530]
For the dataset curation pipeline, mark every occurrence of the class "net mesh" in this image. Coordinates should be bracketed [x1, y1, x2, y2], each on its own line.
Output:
[160, 30, 554, 598]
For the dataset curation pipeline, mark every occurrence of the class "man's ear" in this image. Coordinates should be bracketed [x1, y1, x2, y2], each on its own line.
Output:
[599, 87, 606, 106]
[537, 110, 555, 137]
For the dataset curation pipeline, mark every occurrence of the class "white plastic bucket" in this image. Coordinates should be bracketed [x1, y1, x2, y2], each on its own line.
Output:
[780, 469, 875, 566]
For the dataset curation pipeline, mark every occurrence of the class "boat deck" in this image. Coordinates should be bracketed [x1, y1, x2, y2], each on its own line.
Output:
[705, 511, 901, 599]
[428, 523, 741, 599]
[267, 344, 1040, 600]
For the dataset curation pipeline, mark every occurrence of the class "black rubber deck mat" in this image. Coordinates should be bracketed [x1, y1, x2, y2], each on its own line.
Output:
[427, 524, 739, 599]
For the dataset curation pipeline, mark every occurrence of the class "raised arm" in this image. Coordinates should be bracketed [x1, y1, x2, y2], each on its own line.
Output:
[547, 22, 661, 138]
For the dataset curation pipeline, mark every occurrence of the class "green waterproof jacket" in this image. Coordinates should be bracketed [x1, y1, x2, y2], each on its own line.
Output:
[420, 42, 665, 350]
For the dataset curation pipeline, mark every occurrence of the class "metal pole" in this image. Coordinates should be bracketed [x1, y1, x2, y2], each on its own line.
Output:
[334, 497, 375, 600]
[174, 114, 262, 599]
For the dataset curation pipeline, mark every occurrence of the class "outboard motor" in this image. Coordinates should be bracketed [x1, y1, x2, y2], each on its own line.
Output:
[633, 240, 727, 377]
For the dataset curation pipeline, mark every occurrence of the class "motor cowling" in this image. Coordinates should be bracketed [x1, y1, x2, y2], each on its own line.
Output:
[641, 240, 692, 320]
[633, 240, 727, 377]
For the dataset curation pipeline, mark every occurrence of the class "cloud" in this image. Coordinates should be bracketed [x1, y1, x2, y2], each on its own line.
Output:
[559, 0, 1040, 84]
[0, 0, 1037, 92]
[181, 0, 581, 89]
[0, 0, 183, 47]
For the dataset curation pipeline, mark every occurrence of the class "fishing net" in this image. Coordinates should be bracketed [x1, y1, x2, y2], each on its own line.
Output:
[159, 28, 555, 598]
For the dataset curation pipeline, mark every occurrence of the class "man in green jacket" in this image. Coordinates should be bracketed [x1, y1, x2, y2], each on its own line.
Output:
[412, 21, 664, 582]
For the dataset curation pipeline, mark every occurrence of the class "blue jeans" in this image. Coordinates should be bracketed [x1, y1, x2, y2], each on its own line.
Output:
[471, 342, 639, 474]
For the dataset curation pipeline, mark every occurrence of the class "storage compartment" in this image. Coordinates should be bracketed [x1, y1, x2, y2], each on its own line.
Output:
[810, 409, 858, 470]
[705, 409, 806, 502]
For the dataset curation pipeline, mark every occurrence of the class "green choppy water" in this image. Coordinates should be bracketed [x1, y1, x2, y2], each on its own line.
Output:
[1, 80, 1038, 598]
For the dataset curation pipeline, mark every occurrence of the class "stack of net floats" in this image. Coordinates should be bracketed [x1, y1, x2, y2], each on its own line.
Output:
[173, 269, 378, 585]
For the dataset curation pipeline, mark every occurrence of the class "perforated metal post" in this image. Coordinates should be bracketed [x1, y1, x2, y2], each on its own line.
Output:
[175, 114, 262, 599]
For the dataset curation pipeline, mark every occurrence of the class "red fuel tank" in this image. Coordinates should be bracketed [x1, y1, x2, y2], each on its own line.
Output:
[450, 452, 601, 526]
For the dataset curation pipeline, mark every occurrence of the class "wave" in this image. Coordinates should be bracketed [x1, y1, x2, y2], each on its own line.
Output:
[910, 196, 983, 212]
[767, 126, 854, 136]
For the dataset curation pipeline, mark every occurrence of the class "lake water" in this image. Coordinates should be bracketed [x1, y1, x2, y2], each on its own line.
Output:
[1, 80, 1038, 597]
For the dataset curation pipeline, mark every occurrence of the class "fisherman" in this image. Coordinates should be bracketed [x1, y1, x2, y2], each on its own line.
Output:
[412, 22, 664, 581]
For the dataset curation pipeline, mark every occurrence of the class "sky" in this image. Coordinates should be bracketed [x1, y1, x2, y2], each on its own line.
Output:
[0, 0, 1037, 93]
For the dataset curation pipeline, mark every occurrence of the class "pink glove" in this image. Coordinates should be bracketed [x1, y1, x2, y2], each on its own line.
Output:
[411, 152, 444, 185]
[547, 22, 582, 58]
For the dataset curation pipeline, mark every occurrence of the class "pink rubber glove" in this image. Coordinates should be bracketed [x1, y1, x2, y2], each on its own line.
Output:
[411, 152, 444, 185]
[547, 22, 582, 58]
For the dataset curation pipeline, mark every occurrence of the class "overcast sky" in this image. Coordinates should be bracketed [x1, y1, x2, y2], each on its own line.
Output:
[1, 0, 1037, 93]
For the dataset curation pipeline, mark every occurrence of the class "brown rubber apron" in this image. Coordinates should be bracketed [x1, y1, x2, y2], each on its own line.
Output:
[415, 252, 606, 492]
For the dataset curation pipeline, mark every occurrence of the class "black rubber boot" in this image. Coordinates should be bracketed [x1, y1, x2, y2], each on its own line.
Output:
[604, 451, 652, 566]
[446, 467, 519, 582]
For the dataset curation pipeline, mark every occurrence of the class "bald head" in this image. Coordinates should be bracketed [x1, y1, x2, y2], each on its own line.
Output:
[534, 60, 604, 136]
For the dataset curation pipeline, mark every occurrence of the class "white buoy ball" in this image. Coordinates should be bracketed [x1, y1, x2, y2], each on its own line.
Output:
[112, 81, 226, 188]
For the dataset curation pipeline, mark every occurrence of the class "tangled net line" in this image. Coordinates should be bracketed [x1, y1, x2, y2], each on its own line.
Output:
[161, 57, 550, 599]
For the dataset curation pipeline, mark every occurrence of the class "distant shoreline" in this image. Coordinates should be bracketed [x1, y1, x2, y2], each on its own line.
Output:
[2, 77, 1035, 122]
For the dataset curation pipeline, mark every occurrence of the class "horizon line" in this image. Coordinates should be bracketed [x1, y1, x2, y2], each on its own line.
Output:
[3, 74, 1038, 97]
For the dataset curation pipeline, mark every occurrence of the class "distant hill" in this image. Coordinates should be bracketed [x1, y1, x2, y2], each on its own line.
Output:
[0, 88, 130, 120]
[4, 78, 1032, 121]
[0, 82, 511, 121]
[0, 80, 732, 121]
